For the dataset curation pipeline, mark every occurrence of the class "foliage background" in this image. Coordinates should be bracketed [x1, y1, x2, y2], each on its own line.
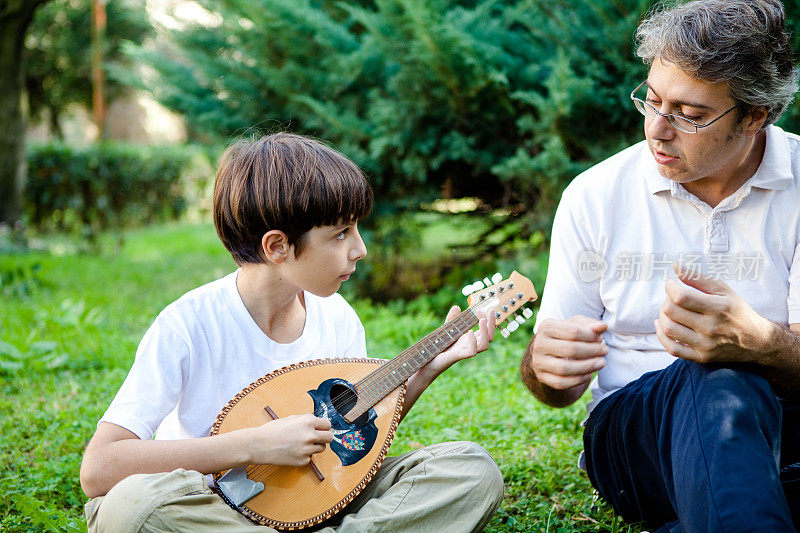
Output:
[124, 0, 653, 233]
[121, 0, 800, 241]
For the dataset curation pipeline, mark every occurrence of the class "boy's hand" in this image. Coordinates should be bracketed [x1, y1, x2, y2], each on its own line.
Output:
[239, 414, 333, 467]
[413, 306, 494, 384]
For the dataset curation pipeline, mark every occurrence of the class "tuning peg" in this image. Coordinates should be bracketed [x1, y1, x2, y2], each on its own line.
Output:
[462, 281, 480, 296]
[500, 324, 510, 338]
[508, 321, 520, 332]
[463, 279, 491, 296]
[491, 272, 503, 284]
[515, 315, 525, 324]
[482, 277, 492, 287]
[522, 308, 533, 319]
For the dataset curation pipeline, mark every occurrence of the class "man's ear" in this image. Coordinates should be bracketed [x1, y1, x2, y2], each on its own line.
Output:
[262, 230, 289, 264]
[743, 106, 769, 137]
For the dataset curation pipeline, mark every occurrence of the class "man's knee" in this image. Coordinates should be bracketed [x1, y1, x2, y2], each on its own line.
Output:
[672, 360, 781, 442]
[679, 360, 778, 408]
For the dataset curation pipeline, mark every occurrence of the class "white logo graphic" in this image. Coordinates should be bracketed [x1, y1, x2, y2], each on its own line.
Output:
[577, 250, 607, 282]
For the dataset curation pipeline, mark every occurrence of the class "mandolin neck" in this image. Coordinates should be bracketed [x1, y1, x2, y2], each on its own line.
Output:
[343, 309, 479, 422]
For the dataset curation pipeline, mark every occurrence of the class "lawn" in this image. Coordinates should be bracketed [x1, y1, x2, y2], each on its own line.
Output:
[0, 221, 641, 532]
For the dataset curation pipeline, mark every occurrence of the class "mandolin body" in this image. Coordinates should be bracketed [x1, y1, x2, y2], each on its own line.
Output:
[211, 357, 405, 530]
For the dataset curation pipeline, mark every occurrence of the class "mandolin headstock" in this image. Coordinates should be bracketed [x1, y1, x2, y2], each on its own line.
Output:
[465, 271, 537, 338]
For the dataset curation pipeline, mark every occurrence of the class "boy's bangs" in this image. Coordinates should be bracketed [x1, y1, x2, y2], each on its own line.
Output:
[299, 149, 373, 228]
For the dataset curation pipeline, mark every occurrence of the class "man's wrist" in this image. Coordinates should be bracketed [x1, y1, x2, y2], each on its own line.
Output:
[747, 314, 781, 364]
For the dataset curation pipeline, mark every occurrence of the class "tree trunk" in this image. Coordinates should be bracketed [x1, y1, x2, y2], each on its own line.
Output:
[0, 0, 49, 226]
[48, 103, 64, 141]
[91, 0, 107, 140]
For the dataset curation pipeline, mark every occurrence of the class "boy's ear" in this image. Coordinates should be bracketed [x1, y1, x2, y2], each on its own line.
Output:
[262, 230, 289, 264]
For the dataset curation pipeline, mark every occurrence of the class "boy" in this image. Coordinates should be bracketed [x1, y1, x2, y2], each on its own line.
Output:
[80, 133, 504, 532]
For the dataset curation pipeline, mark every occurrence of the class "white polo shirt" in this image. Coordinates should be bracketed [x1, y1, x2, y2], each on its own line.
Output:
[534, 125, 800, 413]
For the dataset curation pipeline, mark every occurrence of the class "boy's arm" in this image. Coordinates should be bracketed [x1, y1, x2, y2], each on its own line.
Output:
[80, 416, 334, 498]
[399, 307, 493, 420]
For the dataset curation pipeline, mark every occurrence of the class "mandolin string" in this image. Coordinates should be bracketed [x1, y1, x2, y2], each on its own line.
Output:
[326, 308, 481, 412]
[325, 294, 511, 412]
[324, 294, 507, 412]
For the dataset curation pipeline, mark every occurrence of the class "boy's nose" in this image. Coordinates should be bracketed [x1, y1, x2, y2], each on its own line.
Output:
[350, 228, 367, 261]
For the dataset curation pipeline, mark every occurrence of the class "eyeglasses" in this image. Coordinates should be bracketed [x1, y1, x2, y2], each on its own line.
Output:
[630, 80, 739, 134]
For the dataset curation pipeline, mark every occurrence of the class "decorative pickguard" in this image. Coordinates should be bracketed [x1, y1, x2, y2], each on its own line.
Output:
[308, 378, 378, 466]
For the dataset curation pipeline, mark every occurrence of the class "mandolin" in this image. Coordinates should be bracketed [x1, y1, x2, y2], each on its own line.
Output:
[210, 271, 537, 530]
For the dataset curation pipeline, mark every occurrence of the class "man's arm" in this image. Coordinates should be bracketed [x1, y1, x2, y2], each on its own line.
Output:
[755, 322, 800, 398]
[519, 316, 609, 408]
[655, 264, 800, 398]
[80, 416, 333, 498]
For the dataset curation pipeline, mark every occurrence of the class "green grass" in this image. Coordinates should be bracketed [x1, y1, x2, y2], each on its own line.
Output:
[0, 221, 641, 532]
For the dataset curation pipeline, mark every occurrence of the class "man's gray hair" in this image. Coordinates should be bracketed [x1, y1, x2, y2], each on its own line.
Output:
[636, 0, 798, 127]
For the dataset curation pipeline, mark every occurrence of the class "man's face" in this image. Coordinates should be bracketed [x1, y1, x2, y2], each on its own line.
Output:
[643, 58, 750, 185]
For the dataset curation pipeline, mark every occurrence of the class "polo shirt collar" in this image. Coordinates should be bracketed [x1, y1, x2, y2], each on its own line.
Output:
[750, 125, 793, 190]
[641, 124, 793, 196]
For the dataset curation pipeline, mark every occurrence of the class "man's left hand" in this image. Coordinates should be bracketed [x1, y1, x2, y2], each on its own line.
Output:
[654, 263, 772, 364]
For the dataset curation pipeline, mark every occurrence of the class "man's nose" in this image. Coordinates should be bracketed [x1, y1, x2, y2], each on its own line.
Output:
[646, 113, 677, 141]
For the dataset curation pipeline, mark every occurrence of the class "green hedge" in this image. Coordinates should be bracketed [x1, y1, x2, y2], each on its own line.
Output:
[26, 143, 206, 237]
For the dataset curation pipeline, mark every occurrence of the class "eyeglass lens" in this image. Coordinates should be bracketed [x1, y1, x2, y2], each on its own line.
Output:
[632, 98, 697, 133]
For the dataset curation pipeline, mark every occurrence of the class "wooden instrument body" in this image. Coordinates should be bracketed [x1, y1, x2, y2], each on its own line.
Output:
[210, 357, 404, 530]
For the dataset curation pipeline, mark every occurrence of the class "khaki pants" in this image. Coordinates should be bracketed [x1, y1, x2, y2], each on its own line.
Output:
[85, 441, 504, 532]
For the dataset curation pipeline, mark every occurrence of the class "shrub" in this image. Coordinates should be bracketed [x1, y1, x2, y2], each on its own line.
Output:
[26, 142, 210, 240]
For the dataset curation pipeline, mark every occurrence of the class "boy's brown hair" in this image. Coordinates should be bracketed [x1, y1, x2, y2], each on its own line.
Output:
[212, 133, 373, 265]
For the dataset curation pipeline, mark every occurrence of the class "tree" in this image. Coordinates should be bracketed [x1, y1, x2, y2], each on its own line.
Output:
[129, 0, 654, 237]
[24, 0, 151, 139]
[0, 0, 49, 226]
[131, 0, 800, 252]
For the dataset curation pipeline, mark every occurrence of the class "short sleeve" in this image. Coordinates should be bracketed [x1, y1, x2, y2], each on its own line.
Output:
[534, 185, 605, 332]
[788, 240, 800, 324]
[99, 313, 191, 440]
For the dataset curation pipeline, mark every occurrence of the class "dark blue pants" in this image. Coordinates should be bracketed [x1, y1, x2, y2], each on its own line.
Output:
[583, 359, 800, 532]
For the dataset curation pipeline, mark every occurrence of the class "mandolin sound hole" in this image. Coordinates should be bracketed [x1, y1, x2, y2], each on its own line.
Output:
[329, 383, 369, 426]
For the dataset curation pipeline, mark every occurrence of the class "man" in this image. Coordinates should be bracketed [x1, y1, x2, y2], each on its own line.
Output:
[520, 1, 800, 531]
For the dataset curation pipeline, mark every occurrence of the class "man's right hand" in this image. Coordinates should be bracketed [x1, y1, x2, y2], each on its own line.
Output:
[529, 315, 608, 391]
[240, 414, 333, 467]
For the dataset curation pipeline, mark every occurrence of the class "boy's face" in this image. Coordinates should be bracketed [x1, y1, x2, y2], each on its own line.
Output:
[284, 222, 367, 297]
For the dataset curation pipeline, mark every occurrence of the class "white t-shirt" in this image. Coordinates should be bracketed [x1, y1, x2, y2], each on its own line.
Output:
[100, 270, 367, 440]
[534, 125, 800, 412]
